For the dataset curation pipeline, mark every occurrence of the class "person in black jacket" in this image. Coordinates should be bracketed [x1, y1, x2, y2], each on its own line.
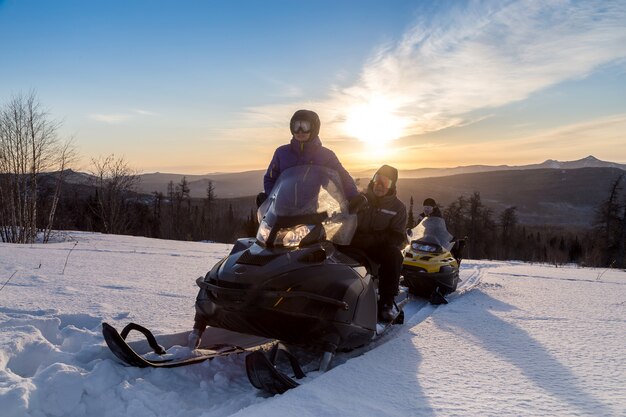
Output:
[414, 197, 466, 262]
[350, 165, 407, 321]
[416, 197, 442, 224]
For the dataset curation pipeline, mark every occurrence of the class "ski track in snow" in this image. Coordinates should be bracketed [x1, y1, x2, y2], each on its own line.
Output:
[1, 232, 625, 417]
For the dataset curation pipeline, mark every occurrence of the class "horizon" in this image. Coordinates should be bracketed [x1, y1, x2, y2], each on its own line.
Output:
[78, 154, 625, 176]
[1, 1, 625, 174]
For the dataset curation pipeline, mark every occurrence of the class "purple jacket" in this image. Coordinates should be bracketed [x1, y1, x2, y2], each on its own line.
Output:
[263, 136, 359, 199]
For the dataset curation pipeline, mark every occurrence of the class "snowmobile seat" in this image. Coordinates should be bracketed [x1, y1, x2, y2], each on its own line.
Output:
[335, 245, 380, 277]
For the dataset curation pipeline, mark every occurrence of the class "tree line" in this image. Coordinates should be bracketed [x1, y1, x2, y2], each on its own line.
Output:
[406, 185, 626, 268]
[47, 167, 259, 244]
[16, 167, 626, 269]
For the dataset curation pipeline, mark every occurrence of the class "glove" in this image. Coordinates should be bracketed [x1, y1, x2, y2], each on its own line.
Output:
[348, 193, 368, 214]
[256, 192, 267, 208]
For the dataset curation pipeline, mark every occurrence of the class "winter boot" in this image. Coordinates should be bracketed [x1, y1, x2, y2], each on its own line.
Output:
[378, 299, 398, 322]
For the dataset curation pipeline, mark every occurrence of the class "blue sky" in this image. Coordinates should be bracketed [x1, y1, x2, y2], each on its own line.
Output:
[1, 0, 625, 173]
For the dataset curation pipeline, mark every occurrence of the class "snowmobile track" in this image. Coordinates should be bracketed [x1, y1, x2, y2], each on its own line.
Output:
[455, 265, 483, 294]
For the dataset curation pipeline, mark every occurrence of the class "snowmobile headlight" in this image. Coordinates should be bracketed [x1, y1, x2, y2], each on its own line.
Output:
[411, 242, 438, 253]
[256, 220, 272, 244]
[275, 224, 314, 247]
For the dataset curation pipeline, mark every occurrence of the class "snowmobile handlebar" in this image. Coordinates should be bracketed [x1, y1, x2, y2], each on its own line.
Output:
[196, 277, 349, 310]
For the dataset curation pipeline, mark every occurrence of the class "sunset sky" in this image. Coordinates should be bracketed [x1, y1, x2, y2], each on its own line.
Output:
[1, 0, 625, 174]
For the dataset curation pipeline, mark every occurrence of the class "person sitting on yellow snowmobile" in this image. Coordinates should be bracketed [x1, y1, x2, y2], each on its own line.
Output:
[413, 197, 466, 263]
[416, 198, 442, 225]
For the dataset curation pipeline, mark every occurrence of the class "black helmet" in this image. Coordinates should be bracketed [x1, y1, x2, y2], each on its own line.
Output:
[290, 109, 320, 139]
[423, 198, 436, 207]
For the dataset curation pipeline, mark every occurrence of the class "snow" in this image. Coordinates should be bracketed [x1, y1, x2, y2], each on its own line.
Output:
[1, 232, 624, 417]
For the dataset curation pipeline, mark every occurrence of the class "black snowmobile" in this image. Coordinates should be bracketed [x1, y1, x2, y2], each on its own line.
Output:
[193, 165, 406, 391]
[401, 217, 464, 305]
[103, 165, 406, 395]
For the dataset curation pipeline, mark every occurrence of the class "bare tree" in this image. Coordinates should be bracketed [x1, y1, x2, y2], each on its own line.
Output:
[0, 92, 75, 243]
[89, 154, 139, 234]
[42, 140, 77, 242]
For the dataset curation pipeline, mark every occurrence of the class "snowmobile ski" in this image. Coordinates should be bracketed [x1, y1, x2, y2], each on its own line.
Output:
[245, 295, 409, 395]
[246, 343, 306, 395]
[102, 322, 248, 368]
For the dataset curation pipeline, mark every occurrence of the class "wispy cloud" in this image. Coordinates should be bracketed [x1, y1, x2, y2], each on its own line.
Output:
[261, 76, 304, 98]
[237, 1, 626, 143]
[428, 113, 626, 165]
[329, 0, 626, 136]
[509, 113, 626, 151]
[132, 109, 156, 116]
[90, 109, 155, 124]
[89, 113, 133, 124]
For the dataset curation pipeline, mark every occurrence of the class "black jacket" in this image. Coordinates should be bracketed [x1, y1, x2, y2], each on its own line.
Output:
[352, 185, 408, 250]
[416, 206, 443, 225]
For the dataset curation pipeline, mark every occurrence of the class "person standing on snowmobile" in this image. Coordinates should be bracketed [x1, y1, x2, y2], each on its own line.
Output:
[416, 197, 443, 224]
[350, 165, 407, 321]
[257, 109, 364, 210]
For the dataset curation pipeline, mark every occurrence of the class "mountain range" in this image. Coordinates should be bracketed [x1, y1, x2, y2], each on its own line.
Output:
[353, 155, 626, 179]
[59, 156, 625, 227]
[394, 167, 624, 226]
[128, 155, 625, 200]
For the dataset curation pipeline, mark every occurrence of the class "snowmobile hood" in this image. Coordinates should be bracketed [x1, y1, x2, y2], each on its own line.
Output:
[257, 165, 357, 247]
[408, 217, 453, 251]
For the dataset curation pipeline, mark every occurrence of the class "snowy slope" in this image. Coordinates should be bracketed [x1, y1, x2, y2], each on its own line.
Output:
[0, 232, 624, 417]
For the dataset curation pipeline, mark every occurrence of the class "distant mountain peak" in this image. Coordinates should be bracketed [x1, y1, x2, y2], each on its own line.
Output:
[539, 159, 561, 168]
[581, 155, 599, 161]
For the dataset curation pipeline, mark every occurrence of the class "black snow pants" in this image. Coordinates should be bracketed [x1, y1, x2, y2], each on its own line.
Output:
[348, 241, 403, 306]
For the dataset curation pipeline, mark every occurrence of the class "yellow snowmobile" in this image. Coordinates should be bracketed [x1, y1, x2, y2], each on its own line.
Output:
[401, 217, 464, 305]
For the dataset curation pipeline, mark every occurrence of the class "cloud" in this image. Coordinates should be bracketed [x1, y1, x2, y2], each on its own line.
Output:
[509, 113, 626, 151]
[234, 1, 626, 144]
[132, 109, 156, 116]
[330, 0, 626, 137]
[429, 113, 626, 164]
[89, 114, 133, 124]
[89, 109, 155, 124]
[261, 77, 304, 98]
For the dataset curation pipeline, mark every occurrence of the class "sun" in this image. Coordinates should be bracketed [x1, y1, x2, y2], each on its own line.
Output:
[343, 98, 407, 145]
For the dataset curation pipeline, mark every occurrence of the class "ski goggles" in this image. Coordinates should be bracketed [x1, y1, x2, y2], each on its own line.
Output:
[291, 120, 312, 134]
[372, 174, 393, 189]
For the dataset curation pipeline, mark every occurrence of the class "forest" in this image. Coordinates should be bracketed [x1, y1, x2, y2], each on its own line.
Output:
[24, 171, 626, 269]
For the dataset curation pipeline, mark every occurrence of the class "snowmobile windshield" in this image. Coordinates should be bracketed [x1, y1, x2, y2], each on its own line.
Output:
[408, 217, 454, 251]
[257, 165, 357, 247]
